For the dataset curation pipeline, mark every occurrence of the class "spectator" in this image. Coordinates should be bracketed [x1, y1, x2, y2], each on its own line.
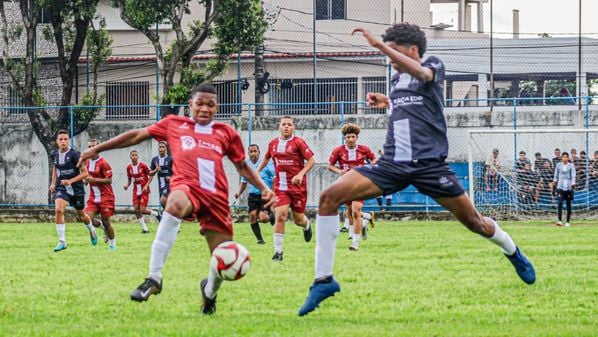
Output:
[517, 163, 540, 204]
[484, 148, 501, 192]
[552, 152, 575, 227]
[537, 160, 555, 204]
[570, 148, 578, 163]
[533, 152, 551, 174]
[551, 148, 562, 173]
[590, 151, 598, 190]
[516, 151, 531, 174]
[574, 151, 588, 190]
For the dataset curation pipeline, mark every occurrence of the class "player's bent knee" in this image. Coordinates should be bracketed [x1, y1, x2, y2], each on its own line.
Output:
[318, 189, 343, 213]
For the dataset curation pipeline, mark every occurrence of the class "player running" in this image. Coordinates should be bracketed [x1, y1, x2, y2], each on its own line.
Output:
[124, 150, 160, 233]
[257, 116, 315, 262]
[78, 83, 274, 315]
[234, 144, 276, 244]
[328, 123, 376, 250]
[50, 130, 98, 251]
[84, 139, 117, 251]
[150, 141, 173, 208]
[298, 24, 536, 316]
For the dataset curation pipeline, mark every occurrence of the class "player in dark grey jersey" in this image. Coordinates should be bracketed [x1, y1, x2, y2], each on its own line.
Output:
[298, 23, 536, 316]
[50, 130, 98, 252]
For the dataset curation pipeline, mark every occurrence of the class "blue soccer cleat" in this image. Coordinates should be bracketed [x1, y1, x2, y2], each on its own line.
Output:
[108, 244, 117, 251]
[505, 246, 536, 284]
[298, 276, 340, 316]
[53, 241, 68, 252]
[89, 231, 98, 246]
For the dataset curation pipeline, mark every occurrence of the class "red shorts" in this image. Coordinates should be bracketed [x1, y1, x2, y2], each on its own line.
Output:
[275, 190, 307, 214]
[132, 192, 149, 207]
[171, 182, 233, 236]
[85, 201, 115, 218]
[345, 200, 364, 208]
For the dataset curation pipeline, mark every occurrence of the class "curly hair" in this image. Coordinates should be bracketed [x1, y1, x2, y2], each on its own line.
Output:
[341, 123, 361, 136]
[382, 23, 427, 58]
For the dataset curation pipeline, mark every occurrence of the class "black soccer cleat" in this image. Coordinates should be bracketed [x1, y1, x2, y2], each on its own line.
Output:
[257, 240, 266, 245]
[339, 227, 349, 233]
[268, 211, 275, 226]
[272, 252, 283, 261]
[303, 224, 313, 242]
[130, 277, 162, 302]
[200, 278, 217, 315]
[141, 229, 150, 234]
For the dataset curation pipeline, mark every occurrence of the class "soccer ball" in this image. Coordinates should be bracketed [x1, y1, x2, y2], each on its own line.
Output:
[209, 241, 251, 281]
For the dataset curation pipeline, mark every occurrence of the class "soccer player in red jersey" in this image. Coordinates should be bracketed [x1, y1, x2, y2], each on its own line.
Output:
[124, 150, 160, 233]
[84, 139, 117, 251]
[78, 83, 274, 315]
[257, 116, 315, 261]
[328, 123, 376, 251]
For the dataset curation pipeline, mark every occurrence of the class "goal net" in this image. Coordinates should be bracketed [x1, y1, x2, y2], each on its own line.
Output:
[468, 128, 598, 220]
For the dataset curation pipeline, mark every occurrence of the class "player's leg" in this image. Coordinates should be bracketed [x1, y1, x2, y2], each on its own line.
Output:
[200, 230, 234, 315]
[141, 196, 161, 221]
[484, 172, 491, 192]
[248, 208, 265, 244]
[340, 209, 350, 232]
[101, 205, 117, 250]
[130, 189, 191, 302]
[350, 201, 364, 249]
[272, 192, 291, 261]
[346, 206, 354, 240]
[289, 191, 312, 242]
[74, 197, 97, 246]
[435, 194, 535, 284]
[362, 209, 374, 228]
[53, 197, 69, 251]
[134, 196, 150, 233]
[556, 190, 564, 226]
[565, 191, 572, 226]
[299, 169, 384, 316]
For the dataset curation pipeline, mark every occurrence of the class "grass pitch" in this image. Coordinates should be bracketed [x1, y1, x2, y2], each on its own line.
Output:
[0, 219, 596, 337]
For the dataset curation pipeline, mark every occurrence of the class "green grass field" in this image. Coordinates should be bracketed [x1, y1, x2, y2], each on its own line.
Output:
[0, 220, 596, 337]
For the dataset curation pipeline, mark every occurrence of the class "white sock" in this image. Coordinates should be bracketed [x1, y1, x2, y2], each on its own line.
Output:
[148, 212, 181, 281]
[138, 217, 149, 231]
[362, 212, 372, 221]
[485, 218, 516, 255]
[273, 233, 284, 254]
[85, 220, 96, 234]
[343, 217, 350, 229]
[205, 264, 223, 299]
[303, 216, 311, 231]
[349, 225, 354, 238]
[150, 209, 159, 216]
[56, 224, 66, 242]
[361, 219, 368, 228]
[315, 215, 340, 280]
[109, 238, 116, 246]
[352, 233, 361, 247]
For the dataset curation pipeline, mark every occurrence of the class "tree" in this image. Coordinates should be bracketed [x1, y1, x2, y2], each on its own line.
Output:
[112, 0, 267, 115]
[0, 0, 111, 202]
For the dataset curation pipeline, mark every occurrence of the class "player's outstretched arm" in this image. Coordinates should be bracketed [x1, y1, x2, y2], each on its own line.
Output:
[352, 27, 433, 83]
[78, 128, 152, 166]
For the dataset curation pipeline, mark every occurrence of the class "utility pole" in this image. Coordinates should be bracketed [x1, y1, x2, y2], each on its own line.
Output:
[254, 44, 265, 117]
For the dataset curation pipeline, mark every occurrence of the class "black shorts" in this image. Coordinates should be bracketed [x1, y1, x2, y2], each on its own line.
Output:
[354, 158, 465, 199]
[557, 189, 574, 201]
[55, 190, 85, 210]
[248, 193, 266, 213]
[159, 185, 170, 198]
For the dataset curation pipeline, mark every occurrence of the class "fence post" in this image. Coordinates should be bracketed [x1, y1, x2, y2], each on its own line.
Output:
[512, 97, 518, 209]
[340, 102, 345, 143]
[585, 96, 590, 207]
[247, 104, 252, 146]
[69, 106, 75, 148]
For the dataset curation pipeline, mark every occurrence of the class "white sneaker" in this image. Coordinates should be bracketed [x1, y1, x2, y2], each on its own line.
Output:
[556, 221, 564, 227]
[565, 222, 571, 227]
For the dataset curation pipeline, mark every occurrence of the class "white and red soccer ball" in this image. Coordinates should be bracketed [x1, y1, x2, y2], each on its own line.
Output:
[210, 241, 251, 281]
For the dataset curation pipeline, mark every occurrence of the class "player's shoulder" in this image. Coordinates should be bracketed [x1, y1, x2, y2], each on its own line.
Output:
[422, 54, 444, 66]
[358, 144, 373, 151]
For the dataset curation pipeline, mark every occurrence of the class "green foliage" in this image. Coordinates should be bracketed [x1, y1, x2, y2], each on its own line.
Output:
[164, 83, 190, 105]
[86, 17, 113, 66]
[73, 91, 103, 129]
[0, 221, 597, 336]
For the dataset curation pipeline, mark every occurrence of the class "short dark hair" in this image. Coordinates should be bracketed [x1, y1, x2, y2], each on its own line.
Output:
[382, 23, 427, 58]
[519, 151, 526, 155]
[562, 152, 569, 157]
[554, 148, 561, 152]
[341, 123, 361, 136]
[248, 144, 260, 151]
[158, 141, 167, 147]
[130, 150, 138, 155]
[56, 129, 69, 139]
[535, 152, 541, 157]
[280, 115, 294, 123]
[190, 82, 218, 99]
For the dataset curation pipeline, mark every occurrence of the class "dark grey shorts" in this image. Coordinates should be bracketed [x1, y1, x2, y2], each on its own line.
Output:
[354, 158, 465, 199]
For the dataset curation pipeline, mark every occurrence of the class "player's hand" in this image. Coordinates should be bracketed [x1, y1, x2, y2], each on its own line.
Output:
[78, 148, 97, 167]
[351, 27, 381, 48]
[366, 93, 390, 109]
[234, 192, 240, 199]
[261, 188, 275, 208]
[83, 179, 89, 186]
[61, 179, 72, 186]
[142, 185, 149, 193]
[49, 185, 55, 193]
[291, 174, 304, 185]
[123, 184, 128, 190]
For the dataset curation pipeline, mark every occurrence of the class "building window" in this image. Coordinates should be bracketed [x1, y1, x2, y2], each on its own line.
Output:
[39, 8, 52, 24]
[106, 81, 149, 120]
[269, 77, 357, 115]
[362, 76, 386, 114]
[316, 0, 346, 20]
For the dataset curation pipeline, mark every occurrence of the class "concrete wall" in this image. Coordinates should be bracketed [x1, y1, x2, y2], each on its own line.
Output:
[2, 107, 597, 207]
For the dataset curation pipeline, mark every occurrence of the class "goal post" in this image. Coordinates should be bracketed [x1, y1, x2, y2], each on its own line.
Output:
[468, 128, 598, 220]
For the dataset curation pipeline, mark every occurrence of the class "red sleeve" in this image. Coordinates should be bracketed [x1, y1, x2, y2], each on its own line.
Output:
[146, 117, 170, 142]
[126, 165, 131, 179]
[102, 160, 113, 179]
[226, 128, 246, 163]
[297, 138, 314, 160]
[328, 147, 340, 166]
[366, 146, 376, 161]
[142, 163, 151, 176]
